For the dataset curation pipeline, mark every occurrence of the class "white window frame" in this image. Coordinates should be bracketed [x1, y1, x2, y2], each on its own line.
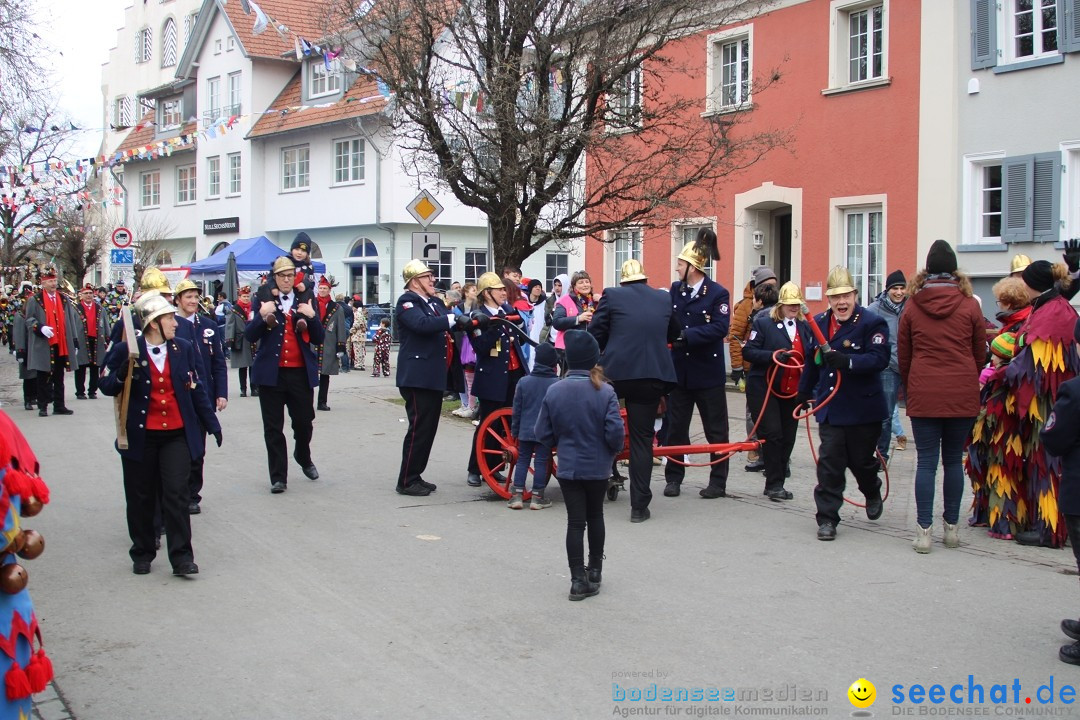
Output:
[829, 194, 887, 302]
[206, 76, 220, 124]
[1001, 0, 1060, 63]
[609, 228, 643, 287]
[962, 151, 1007, 246]
[140, 170, 161, 209]
[226, 35, 236, 52]
[545, 252, 569, 288]
[113, 95, 133, 127]
[281, 145, 310, 192]
[826, 0, 889, 92]
[227, 152, 242, 196]
[227, 72, 242, 115]
[135, 27, 152, 64]
[431, 249, 454, 285]
[309, 59, 342, 98]
[606, 66, 642, 133]
[464, 249, 488, 283]
[207, 155, 221, 199]
[705, 25, 753, 114]
[176, 164, 196, 205]
[672, 219, 717, 277]
[1064, 141, 1080, 245]
[159, 98, 182, 131]
[332, 137, 366, 185]
[214, 38, 222, 55]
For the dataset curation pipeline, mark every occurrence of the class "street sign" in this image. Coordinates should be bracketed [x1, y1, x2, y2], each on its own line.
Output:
[406, 190, 444, 228]
[411, 232, 441, 264]
[110, 249, 134, 266]
[112, 226, 133, 248]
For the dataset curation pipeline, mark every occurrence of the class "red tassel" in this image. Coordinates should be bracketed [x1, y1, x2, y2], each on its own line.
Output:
[27, 477, 48, 505]
[5, 662, 31, 700]
[34, 649, 52, 685]
[2, 469, 30, 500]
[25, 655, 45, 693]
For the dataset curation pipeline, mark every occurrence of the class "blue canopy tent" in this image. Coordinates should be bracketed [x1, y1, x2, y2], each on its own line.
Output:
[183, 236, 326, 282]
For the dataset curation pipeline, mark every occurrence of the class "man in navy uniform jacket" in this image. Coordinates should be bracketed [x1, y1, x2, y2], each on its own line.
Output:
[245, 257, 324, 494]
[798, 266, 889, 541]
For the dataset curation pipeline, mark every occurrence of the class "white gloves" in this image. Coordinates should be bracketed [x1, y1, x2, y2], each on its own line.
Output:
[40, 326, 54, 339]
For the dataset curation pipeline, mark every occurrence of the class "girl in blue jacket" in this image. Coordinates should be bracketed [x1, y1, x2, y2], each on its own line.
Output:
[509, 343, 560, 509]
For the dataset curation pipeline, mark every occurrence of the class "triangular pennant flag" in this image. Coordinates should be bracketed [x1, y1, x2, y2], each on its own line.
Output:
[249, 0, 268, 35]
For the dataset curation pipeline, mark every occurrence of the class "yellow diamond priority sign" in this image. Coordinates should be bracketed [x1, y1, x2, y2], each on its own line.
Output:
[406, 189, 444, 228]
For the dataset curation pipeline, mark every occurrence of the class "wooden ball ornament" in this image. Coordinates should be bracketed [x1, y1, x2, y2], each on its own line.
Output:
[0, 563, 28, 594]
[21, 496, 42, 518]
[16, 530, 43, 560]
[9, 531, 25, 554]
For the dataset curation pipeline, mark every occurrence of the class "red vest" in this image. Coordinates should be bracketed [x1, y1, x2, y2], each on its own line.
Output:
[41, 292, 67, 352]
[81, 301, 97, 338]
[279, 314, 304, 368]
[780, 329, 804, 396]
[148, 355, 184, 431]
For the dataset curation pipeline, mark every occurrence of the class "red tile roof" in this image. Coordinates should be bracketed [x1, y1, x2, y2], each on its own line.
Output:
[113, 112, 198, 162]
[247, 71, 388, 139]
[221, 0, 345, 61]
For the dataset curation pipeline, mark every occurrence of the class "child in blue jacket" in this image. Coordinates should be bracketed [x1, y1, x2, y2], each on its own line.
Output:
[509, 342, 560, 509]
[535, 330, 624, 601]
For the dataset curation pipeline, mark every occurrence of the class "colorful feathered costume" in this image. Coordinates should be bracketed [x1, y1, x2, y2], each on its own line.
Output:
[968, 292, 1079, 547]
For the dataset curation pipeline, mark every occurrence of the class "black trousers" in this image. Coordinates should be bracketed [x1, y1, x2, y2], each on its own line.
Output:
[746, 378, 799, 493]
[75, 362, 99, 396]
[22, 379, 35, 405]
[189, 431, 208, 504]
[467, 371, 523, 475]
[238, 367, 249, 394]
[257, 367, 315, 486]
[318, 375, 331, 406]
[612, 379, 668, 511]
[663, 383, 730, 489]
[36, 347, 69, 410]
[558, 478, 607, 569]
[398, 387, 443, 489]
[121, 430, 194, 568]
[1066, 514, 1080, 575]
[813, 422, 882, 526]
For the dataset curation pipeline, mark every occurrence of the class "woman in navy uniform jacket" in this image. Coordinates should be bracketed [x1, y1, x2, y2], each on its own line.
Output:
[100, 294, 221, 576]
[465, 272, 529, 487]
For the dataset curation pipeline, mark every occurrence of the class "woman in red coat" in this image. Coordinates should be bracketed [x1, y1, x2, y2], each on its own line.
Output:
[898, 240, 987, 553]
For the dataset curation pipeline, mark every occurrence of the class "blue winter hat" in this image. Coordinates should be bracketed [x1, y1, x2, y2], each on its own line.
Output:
[291, 232, 312, 252]
[564, 330, 600, 371]
[534, 342, 558, 369]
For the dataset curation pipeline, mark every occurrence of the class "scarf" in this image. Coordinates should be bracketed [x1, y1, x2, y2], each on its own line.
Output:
[878, 294, 905, 317]
[574, 291, 595, 313]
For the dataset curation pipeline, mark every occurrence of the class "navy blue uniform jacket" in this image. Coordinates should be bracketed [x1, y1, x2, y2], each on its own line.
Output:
[534, 372, 624, 480]
[797, 306, 889, 426]
[244, 302, 325, 388]
[395, 290, 455, 392]
[588, 283, 679, 384]
[511, 363, 558, 442]
[99, 336, 221, 461]
[175, 312, 228, 401]
[669, 278, 731, 389]
[744, 313, 816, 387]
[469, 303, 529, 402]
[1040, 376, 1080, 516]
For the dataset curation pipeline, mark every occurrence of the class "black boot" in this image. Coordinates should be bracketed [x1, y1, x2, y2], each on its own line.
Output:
[587, 555, 603, 586]
[569, 566, 599, 601]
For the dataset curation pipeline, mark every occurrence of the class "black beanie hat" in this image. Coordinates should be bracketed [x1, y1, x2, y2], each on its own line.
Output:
[534, 342, 558, 369]
[1022, 260, 1056, 293]
[925, 240, 957, 274]
[885, 270, 906, 289]
[564, 330, 600, 371]
[291, 232, 311, 252]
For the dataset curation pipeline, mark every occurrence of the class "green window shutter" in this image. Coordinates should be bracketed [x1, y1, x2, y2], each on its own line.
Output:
[1063, 0, 1080, 52]
[1002, 155, 1034, 244]
[1033, 153, 1062, 243]
[971, 0, 997, 69]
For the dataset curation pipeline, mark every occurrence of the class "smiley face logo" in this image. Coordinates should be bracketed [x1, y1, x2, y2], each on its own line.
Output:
[848, 678, 876, 709]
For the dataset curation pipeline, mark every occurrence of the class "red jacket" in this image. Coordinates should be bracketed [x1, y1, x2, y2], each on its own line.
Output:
[897, 277, 987, 418]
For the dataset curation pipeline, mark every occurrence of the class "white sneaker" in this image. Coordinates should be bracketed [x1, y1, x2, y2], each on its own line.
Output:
[451, 406, 470, 417]
[913, 524, 932, 554]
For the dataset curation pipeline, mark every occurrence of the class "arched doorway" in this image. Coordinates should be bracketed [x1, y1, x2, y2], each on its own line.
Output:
[348, 238, 379, 304]
[210, 241, 230, 256]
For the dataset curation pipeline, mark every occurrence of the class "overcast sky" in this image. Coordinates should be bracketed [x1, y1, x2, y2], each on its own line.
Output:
[33, 0, 130, 159]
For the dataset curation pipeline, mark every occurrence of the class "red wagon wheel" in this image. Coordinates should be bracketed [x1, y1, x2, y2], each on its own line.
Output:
[475, 407, 556, 500]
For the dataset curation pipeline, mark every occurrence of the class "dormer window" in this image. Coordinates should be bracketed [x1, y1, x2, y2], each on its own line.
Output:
[159, 97, 182, 131]
[309, 59, 342, 98]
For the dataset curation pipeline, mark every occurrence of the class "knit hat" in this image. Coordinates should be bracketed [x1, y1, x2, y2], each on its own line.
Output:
[751, 266, 777, 287]
[526, 278, 543, 294]
[564, 330, 600, 371]
[534, 342, 558, 369]
[291, 232, 311, 252]
[1022, 260, 1055, 293]
[991, 331, 1016, 360]
[925, 240, 957, 274]
[885, 270, 907, 289]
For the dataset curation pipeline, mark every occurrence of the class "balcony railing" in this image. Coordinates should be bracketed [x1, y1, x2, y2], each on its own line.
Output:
[202, 104, 242, 128]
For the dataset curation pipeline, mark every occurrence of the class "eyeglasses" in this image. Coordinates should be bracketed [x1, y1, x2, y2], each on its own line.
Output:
[276, 273, 296, 280]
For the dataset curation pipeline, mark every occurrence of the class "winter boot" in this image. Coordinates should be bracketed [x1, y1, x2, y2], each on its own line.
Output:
[530, 490, 552, 510]
[913, 524, 933, 554]
[569, 566, 599, 601]
[587, 555, 604, 586]
[507, 489, 524, 510]
[943, 521, 960, 548]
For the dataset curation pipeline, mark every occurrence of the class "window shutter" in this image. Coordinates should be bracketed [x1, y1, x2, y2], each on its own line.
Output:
[971, 0, 997, 69]
[134, 30, 141, 62]
[1002, 155, 1034, 243]
[1033, 153, 1062, 243]
[1063, 0, 1080, 52]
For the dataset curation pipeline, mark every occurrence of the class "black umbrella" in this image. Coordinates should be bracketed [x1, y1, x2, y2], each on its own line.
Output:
[224, 252, 238, 301]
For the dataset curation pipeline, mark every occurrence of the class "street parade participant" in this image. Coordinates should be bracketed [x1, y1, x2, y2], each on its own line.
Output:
[589, 259, 680, 523]
[465, 272, 528, 488]
[99, 293, 222, 576]
[347, 296, 368, 372]
[1037, 320, 1080, 665]
[226, 286, 258, 397]
[867, 270, 909, 463]
[74, 284, 112, 400]
[0, 409, 55, 715]
[172, 279, 227, 515]
[371, 319, 392, 376]
[23, 265, 78, 417]
[798, 266, 889, 541]
[730, 267, 777, 471]
[508, 342, 559, 510]
[314, 276, 347, 411]
[108, 268, 174, 346]
[104, 279, 129, 324]
[535, 330, 624, 601]
[245, 257, 323, 494]
[254, 234, 317, 332]
[897, 240, 986, 553]
[743, 282, 813, 501]
[13, 287, 37, 411]
[664, 228, 731, 499]
[394, 259, 463, 497]
[551, 271, 595, 374]
[966, 276, 1032, 535]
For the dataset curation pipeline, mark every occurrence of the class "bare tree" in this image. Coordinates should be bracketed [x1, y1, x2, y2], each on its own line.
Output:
[25, 203, 108, 287]
[129, 214, 177, 285]
[0, 0, 49, 155]
[336, 0, 788, 269]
